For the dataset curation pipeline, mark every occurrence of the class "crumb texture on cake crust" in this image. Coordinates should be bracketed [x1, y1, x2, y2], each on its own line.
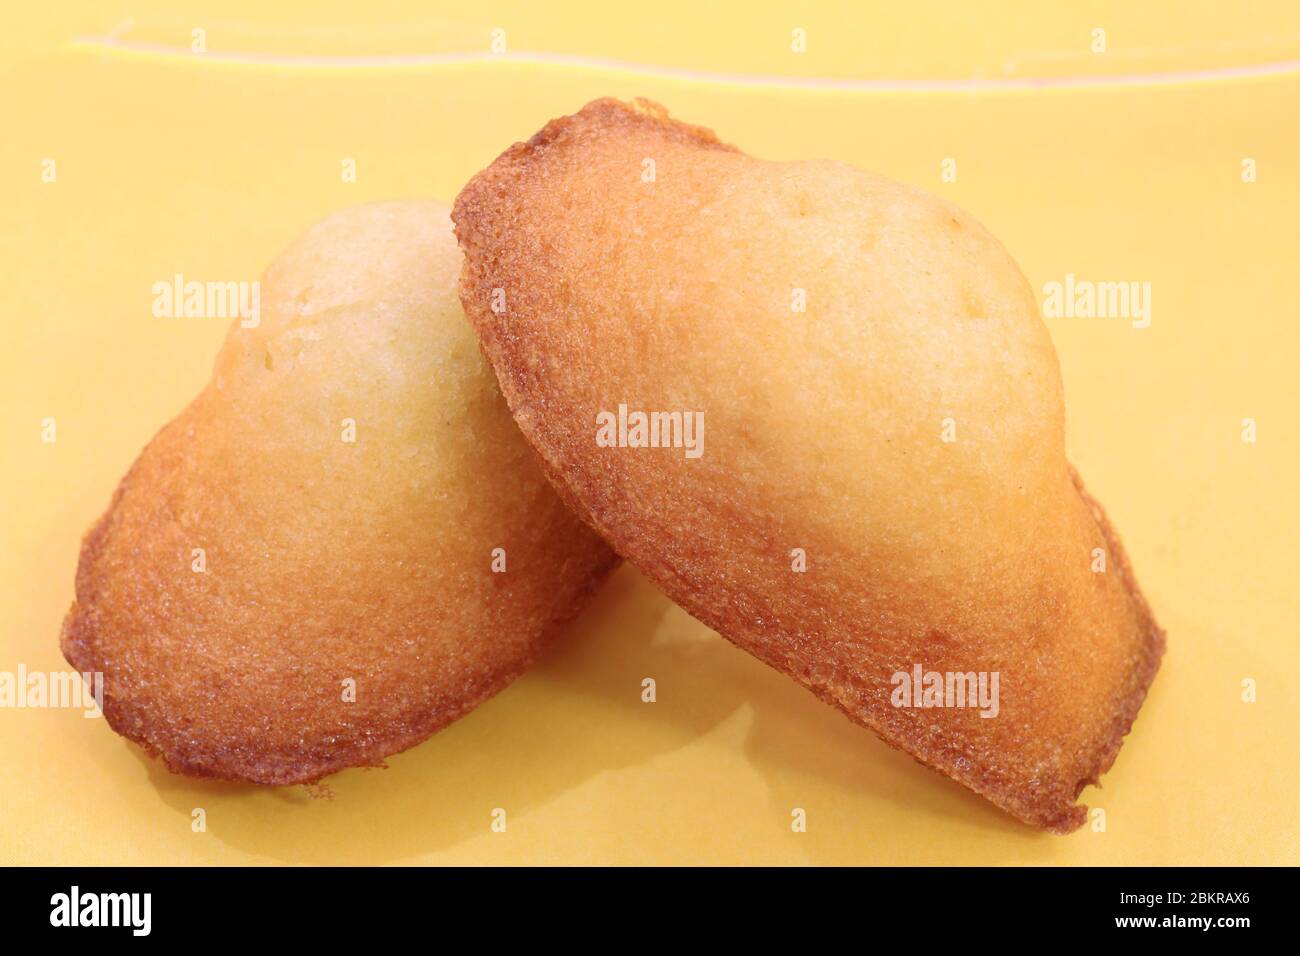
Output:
[453, 98, 1164, 832]
[61, 201, 618, 785]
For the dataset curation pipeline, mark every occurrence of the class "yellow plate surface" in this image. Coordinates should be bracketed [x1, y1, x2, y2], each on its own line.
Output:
[2, 1, 1297, 865]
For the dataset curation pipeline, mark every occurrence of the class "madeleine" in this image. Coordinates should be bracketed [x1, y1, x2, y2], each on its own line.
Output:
[62, 201, 617, 784]
[453, 99, 1163, 831]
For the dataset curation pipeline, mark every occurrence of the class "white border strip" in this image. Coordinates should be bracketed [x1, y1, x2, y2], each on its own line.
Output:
[71, 35, 1300, 92]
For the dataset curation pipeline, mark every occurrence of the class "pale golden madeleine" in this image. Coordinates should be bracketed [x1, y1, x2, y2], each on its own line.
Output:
[453, 99, 1164, 831]
[62, 201, 617, 784]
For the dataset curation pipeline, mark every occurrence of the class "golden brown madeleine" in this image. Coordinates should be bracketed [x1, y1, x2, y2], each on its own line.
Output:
[62, 201, 617, 785]
[453, 99, 1164, 831]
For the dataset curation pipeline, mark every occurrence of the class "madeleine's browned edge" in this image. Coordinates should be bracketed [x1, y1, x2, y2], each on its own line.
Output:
[60, 432, 621, 786]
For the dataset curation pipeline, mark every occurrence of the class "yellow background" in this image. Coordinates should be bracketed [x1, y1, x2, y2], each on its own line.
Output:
[2, 1, 1297, 865]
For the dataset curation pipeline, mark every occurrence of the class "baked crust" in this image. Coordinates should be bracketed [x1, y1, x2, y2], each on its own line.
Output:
[454, 98, 1165, 831]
